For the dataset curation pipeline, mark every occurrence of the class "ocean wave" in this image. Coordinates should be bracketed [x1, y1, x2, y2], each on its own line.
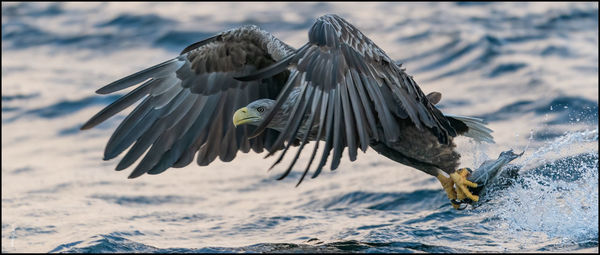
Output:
[478, 96, 598, 124]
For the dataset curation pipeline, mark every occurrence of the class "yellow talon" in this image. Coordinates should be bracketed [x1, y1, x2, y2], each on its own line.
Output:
[450, 168, 479, 202]
[438, 168, 479, 209]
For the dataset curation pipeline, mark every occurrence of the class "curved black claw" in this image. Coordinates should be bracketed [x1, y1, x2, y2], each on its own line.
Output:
[451, 199, 468, 210]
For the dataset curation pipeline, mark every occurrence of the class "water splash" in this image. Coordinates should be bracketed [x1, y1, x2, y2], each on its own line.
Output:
[484, 129, 598, 246]
[520, 128, 598, 170]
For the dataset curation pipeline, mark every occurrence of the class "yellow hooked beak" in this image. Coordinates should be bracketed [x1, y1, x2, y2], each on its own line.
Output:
[233, 107, 261, 127]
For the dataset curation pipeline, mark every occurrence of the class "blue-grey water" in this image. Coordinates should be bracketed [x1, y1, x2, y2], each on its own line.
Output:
[2, 2, 598, 253]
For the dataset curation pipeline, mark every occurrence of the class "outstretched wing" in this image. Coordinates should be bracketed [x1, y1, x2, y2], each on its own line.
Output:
[81, 25, 295, 178]
[237, 14, 457, 185]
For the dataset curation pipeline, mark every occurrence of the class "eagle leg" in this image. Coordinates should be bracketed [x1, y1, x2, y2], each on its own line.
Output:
[436, 172, 460, 209]
[437, 168, 479, 209]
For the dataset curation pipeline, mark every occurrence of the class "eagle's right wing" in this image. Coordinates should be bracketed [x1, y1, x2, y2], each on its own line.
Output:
[237, 14, 458, 185]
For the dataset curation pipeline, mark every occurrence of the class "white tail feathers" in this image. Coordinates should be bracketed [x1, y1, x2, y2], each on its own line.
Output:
[445, 114, 495, 144]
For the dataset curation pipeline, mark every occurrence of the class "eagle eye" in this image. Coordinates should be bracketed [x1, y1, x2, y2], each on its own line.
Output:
[256, 106, 265, 113]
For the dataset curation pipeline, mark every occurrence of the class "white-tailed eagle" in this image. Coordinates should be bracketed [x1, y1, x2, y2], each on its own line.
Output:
[81, 14, 494, 209]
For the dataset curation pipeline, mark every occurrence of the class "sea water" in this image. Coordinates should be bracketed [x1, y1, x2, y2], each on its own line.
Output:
[2, 2, 598, 252]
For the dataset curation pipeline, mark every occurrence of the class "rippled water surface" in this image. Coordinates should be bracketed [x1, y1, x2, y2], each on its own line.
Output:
[2, 2, 598, 253]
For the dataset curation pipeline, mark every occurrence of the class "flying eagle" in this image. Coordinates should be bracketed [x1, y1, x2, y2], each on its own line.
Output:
[81, 14, 494, 209]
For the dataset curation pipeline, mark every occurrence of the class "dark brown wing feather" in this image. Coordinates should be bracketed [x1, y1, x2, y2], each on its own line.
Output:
[81, 25, 294, 178]
[237, 14, 457, 184]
